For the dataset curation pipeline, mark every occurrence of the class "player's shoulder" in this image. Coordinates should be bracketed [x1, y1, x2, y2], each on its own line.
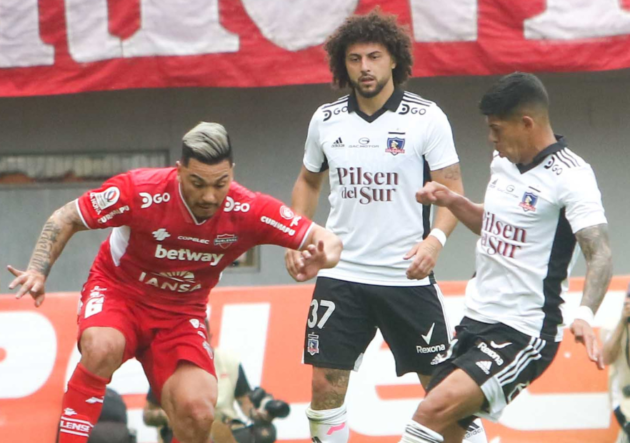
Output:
[542, 146, 597, 186]
[400, 90, 437, 108]
[312, 94, 350, 123]
[126, 167, 177, 188]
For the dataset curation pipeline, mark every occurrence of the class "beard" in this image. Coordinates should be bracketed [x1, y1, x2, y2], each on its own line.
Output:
[350, 76, 388, 99]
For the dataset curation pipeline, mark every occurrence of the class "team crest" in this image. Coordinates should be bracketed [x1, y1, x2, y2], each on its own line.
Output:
[385, 137, 406, 156]
[214, 234, 238, 249]
[519, 192, 538, 212]
[307, 333, 320, 356]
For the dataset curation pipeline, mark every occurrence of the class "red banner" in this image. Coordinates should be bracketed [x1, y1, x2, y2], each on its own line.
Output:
[0, 277, 628, 443]
[1, 0, 630, 97]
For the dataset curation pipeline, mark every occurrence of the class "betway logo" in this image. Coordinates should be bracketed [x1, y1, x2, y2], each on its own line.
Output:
[155, 244, 223, 265]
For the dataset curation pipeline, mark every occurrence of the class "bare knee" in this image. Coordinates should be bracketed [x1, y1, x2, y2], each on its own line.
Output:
[311, 367, 350, 410]
[173, 396, 215, 430]
[80, 327, 125, 377]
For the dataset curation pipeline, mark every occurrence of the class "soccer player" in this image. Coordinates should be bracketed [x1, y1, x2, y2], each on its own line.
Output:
[284, 9, 486, 443]
[7, 122, 342, 443]
[400, 72, 613, 443]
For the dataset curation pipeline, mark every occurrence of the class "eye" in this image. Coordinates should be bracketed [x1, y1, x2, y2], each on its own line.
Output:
[192, 181, 204, 189]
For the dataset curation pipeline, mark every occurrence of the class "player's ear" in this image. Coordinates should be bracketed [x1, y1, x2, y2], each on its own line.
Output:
[176, 161, 183, 182]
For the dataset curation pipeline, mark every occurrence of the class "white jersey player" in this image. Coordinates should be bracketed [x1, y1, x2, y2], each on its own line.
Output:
[285, 9, 487, 443]
[401, 73, 613, 443]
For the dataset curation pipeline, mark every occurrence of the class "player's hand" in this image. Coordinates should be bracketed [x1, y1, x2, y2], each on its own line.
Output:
[7, 265, 46, 307]
[284, 248, 304, 281]
[416, 182, 457, 207]
[570, 319, 604, 370]
[404, 237, 442, 280]
[293, 241, 327, 282]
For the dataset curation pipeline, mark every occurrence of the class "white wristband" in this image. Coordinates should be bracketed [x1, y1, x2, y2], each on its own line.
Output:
[429, 228, 447, 247]
[574, 305, 595, 326]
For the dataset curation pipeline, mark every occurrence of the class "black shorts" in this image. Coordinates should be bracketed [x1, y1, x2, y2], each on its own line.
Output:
[427, 317, 560, 423]
[303, 277, 451, 376]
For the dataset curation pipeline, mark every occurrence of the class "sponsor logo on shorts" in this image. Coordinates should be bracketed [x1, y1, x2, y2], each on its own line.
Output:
[476, 360, 492, 375]
[416, 344, 446, 354]
[60, 420, 92, 433]
[154, 244, 223, 265]
[139, 271, 203, 293]
[63, 408, 78, 416]
[260, 216, 295, 236]
[190, 319, 200, 329]
[307, 332, 320, 356]
[86, 397, 104, 404]
[431, 353, 447, 366]
[477, 342, 504, 366]
[421, 323, 435, 345]
[90, 187, 120, 214]
[490, 340, 512, 349]
[97, 205, 130, 224]
[214, 234, 238, 249]
[152, 228, 171, 241]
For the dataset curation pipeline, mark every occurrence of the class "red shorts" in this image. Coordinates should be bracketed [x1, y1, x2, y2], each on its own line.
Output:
[77, 277, 216, 402]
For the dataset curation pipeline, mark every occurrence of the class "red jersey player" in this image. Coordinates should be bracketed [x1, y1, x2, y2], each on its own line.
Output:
[7, 122, 342, 443]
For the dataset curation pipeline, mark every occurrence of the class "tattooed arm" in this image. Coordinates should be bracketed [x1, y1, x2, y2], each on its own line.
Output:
[570, 223, 613, 369]
[8, 200, 88, 307]
[405, 163, 465, 280]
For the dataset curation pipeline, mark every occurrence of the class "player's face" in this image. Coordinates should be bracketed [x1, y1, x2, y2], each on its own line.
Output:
[177, 158, 233, 220]
[345, 42, 396, 99]
[486, 115, 530, 164]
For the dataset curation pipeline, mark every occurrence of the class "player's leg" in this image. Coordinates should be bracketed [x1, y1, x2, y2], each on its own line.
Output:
[161, 362, 218, 443]
[303, 278, 376, 443]
[374, 283, 488, 443]
[146, 313, 218, 443]
[59, 283, 137, 443]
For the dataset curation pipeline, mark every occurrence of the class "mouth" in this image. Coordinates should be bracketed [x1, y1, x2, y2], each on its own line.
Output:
[359, 76, 375, 85]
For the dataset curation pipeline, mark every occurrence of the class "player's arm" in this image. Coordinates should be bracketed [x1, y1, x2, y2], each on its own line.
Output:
[291, 165, 327, 218]
[7, 200, 88, 307]
[285, 166, 328, 278]
[405, 163, 465, 279]
[570, 223, 613, 369]
[415, 181, 484, 235]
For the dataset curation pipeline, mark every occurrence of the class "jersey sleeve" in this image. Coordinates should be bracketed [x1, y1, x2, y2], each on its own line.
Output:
[422, 107, 460, 171]
[303, 111, 328, 173]
[251, 193, 314, 250]
[558, 164, 607, 233]
[75, 173, 134, 229]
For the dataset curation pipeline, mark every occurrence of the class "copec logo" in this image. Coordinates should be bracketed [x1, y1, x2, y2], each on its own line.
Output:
[154, 244, 223, 266]
[337, 167, 398, 205]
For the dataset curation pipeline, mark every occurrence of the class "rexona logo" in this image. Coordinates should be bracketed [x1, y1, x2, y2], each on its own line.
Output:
[154, 244, 223, 265]
[139, 271, 203, 292]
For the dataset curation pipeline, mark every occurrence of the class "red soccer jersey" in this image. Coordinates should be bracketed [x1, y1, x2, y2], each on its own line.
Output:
[76, 167, 313, 315]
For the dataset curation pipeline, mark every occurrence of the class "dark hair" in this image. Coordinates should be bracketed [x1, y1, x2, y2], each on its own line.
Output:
[479, 72, 550, 118]
[181, 122, 233, 166]
[324, 8, 413, 89]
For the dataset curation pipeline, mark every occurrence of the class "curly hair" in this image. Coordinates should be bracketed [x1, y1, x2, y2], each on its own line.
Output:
[324, 8, 413, 89]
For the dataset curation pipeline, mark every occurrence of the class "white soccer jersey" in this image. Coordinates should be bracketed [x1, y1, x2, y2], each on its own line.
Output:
[465, 138, 607, 341]
[303, 89, 459, 285]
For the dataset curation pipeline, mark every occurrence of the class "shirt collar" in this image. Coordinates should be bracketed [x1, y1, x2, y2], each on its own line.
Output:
[516, 135, 567, 174]
[347, 88, 404, 122]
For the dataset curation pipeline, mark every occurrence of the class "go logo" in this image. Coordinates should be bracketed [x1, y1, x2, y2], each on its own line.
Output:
[140, 192, 171, 209]
[224, 196, 250, 213]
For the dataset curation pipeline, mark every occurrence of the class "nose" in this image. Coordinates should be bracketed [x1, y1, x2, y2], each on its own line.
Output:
[360, 57, 370, 73]
[201, 189, 219, 205]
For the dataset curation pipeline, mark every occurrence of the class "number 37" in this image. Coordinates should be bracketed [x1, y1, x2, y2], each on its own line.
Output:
[307, 300, 336, 329]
